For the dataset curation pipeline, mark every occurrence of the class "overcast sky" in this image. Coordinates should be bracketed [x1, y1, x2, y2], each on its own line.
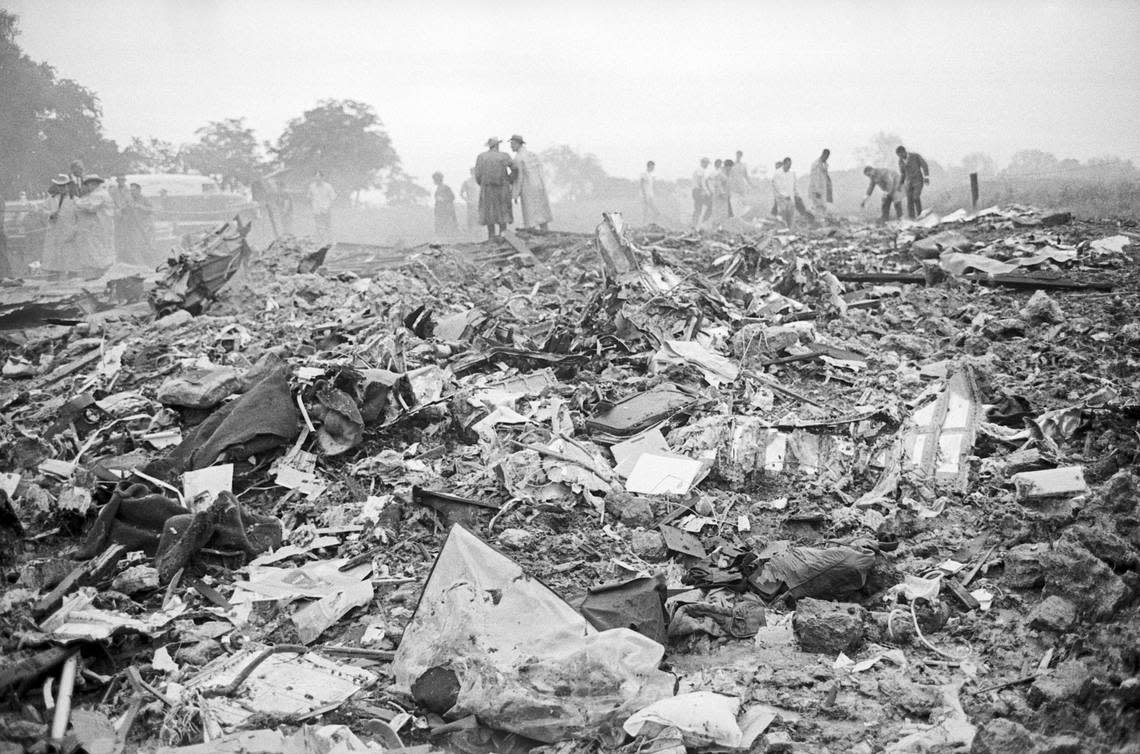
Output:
[7, 0, 1140, 183]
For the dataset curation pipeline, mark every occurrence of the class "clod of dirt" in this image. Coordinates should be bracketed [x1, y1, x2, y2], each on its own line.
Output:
[1027, 596, 1078, 633]
[792, 598, 866, 654]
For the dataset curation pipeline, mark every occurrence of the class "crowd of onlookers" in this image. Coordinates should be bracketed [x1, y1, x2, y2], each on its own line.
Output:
[1, 158, 157, 278]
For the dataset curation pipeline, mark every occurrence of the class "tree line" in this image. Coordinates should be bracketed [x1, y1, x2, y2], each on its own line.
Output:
[4, 10, 1136, 215]
[0, 11, 421, 205]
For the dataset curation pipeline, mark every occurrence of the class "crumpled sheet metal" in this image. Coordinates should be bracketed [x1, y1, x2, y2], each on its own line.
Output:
[183, 644, 376, 729]
[392, 524, 674, 743]
[901, 366, 981, 491]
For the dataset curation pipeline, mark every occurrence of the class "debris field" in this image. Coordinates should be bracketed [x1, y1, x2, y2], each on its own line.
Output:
[1, 206, 1139, 754]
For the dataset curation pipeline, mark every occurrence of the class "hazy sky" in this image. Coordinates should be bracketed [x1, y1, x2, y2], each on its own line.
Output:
[7, 0, 1140, 183]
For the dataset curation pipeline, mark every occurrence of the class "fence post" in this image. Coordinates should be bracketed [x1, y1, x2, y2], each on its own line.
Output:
[970, 173, 979, 210]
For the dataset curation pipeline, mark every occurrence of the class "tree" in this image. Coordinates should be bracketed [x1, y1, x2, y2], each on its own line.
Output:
[123, 136, 183, 173]
[384, 168, 429, 206]
[854, 132, 905, 171]
[539, 145, 608, 201]
[0, 11, 120, 196]
[181, 118, 262, 186]
[274, 99, 400, 202]
[1005, 150, 1058, 176]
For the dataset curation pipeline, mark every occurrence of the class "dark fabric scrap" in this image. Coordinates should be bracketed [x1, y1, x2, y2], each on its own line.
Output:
[165, 369, 299, 473]
[579, 574, 668, 644]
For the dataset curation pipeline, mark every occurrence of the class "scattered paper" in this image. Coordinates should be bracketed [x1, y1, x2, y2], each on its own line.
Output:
[182, 464, 234, 510]
[625, 452, 710, 495]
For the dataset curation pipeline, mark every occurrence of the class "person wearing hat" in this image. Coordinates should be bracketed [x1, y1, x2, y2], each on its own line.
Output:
[41, 174, 81, 274]
[508, 134, 552, 231]
[71, 175, 115, 275]
[474, 137, 515, 240]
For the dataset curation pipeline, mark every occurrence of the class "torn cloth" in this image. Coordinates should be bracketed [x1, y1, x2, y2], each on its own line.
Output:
[166, 371, 300, 473]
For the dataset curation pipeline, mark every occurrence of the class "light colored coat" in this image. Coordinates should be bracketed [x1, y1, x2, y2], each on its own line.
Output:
[511, 146, 553, 227]
[73, 186, 115, 272]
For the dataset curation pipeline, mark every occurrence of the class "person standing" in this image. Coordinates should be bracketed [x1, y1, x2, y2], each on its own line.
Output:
[690, 157, 712, 227]
[459, 168, 480, 231]
[861, 166, 903, 223]
[307, 171, 337, 242]
[730, 150, 753, 194]
[109, 175, 130, 209]
[119, 182, 155, 265]
[67, 159, 86, 198]
[474, 137, 514, 240]
[771, 157, 797, 228]
[640, 161, 661, 224]
[808, 149, 833, 218]
[432, 172, 459, 236]
[42, 174, 80, 274]
[72, 175, 115, 276]
[729, 150, 753, 215]
[711, 159, 733, 222]
[508, 134, 552, 231]
[109, 175, 130, 261]
[896, 145, 930, 219]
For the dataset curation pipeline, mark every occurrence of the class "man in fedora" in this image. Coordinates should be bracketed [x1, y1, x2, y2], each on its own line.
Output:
[474, 137, 515, 240]
[508, 134, 552, 231]
[42, 174, 80, 274]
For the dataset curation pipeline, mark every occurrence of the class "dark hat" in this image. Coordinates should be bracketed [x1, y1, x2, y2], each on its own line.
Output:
[509, 134, 525, 144]
[486, 136, 502, 147]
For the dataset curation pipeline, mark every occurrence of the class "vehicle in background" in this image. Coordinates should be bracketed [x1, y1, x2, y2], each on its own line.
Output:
[2, 198, 50, 276]
[125, 173, 255, 248]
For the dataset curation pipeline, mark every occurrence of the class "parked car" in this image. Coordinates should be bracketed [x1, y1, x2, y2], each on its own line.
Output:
[126, 173, 255, 246]
[2, 198, 50, 275]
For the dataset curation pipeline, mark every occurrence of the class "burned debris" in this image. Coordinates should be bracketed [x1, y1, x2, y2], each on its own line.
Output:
[0, 205, 1138, 754]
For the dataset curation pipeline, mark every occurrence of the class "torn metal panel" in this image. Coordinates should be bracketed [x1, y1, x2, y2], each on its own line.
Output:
[149, 217, 253, 316]
[595, 212, 640, 275]
[184, 646, 376, 729]
[586, 382, 699, 441]
[1011, 466, 1088, 499]
[413, 486, 500, 528]
[659, 524, 707, 559]
[901, 366, 981, 490]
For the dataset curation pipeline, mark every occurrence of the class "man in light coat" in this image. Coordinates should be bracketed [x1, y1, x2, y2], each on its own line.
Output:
[508, 134, 552, 231]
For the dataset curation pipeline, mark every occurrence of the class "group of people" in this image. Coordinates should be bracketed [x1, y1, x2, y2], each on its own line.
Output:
[432, 135, 554, 239]
[656, 144, 930, 230]
[41, 159, 156, 276]
[862, 146, 931, 222]
[680, 150, 759, 227]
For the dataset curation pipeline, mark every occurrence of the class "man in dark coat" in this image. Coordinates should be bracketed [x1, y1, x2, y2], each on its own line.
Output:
[474, 137, 514, 240]
[896, 145, 930, 219]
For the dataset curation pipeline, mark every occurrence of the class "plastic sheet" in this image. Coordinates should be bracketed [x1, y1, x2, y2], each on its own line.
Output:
[392, 525, 674, 743]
